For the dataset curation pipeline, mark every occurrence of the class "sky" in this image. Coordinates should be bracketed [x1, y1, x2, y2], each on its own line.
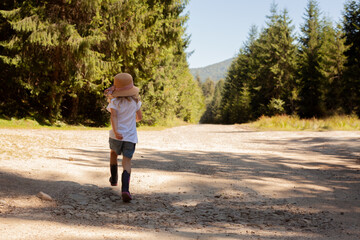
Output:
[184, 0, 347, 68]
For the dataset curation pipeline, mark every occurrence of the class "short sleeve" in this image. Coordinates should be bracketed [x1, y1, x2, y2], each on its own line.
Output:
[136, 101, 142, 111]
[106, 98, 117, 112]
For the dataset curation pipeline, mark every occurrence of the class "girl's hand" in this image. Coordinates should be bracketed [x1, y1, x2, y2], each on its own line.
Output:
[115, 131, 123, 140]
[136, 109, 142, 122]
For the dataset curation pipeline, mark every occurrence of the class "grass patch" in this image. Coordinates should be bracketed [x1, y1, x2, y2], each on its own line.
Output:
[250, 115, 360, 131]
[0, 117, 189, 131]
[137, 117, 190, 131]
[0, 118, 107, 130]
[0, 118, 42, 129]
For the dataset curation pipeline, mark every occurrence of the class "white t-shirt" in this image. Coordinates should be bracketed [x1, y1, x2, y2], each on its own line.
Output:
[106, 98, 142, 143]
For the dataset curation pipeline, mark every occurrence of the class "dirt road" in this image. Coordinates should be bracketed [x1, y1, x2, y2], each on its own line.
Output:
[0, 124, 359, 239]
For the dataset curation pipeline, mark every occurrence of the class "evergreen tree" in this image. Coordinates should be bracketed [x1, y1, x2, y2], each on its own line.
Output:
[0, 0, 204, 125]
[201, 78, 215, 102]
[221, 25, 258, 123]
[298, 0, 325, 118]
[320, 21, 348, 115]
[210, 79, 225, 123]
[1, 0, 108, 124]
[220, 1, 349, 123]
[199, 77, 215, 123]
[343, 0, 360, 116]
[252, 5, 297, 117]
[221, 4, 297, 124]
[200, 78, 224, 123]
[0, 0, 25, 118]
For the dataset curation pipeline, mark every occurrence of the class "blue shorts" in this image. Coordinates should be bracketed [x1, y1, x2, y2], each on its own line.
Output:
[109, 138, 136, 158]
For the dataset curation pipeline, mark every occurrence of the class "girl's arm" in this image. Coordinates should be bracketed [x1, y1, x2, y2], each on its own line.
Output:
[136, 109, 142, 122]
[110, 108, 123, 140]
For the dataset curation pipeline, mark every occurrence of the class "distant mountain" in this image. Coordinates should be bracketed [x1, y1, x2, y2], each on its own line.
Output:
[190, 58, 234, 82]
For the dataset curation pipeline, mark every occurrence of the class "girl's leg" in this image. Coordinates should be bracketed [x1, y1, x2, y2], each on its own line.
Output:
[122, 156, 131, 174]
[110, 149, 118, 165]
[121, 156, 132, 202]
[109, 150, 118, 186]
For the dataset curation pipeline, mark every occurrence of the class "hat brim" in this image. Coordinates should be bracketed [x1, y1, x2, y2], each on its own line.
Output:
[111, 86, 139, 97]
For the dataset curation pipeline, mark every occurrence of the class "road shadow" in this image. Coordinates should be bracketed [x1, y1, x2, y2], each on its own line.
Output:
[59, 139, 360, 215]
[1, 136, 360, 239]
[0, 170, 345, 240]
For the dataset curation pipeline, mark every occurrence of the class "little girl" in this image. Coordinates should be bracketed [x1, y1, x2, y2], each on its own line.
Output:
[105, 73, 142, 202]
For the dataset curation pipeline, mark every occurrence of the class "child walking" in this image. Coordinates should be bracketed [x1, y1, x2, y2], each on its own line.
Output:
[105, 73, 142, 202]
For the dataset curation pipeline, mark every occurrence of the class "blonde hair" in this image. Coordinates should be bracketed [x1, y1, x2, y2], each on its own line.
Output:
[116, 94, 141, 107]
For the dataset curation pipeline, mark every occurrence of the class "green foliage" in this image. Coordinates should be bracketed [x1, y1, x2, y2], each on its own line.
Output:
[321, 22, 348, 115]
[219, 0, 358, 124]
[220, 24, 258, 124]
[221, 4, 298, 124]
[253, 6, 298, 117]
[0, 0, 204, 126]
[201, 78, 215, 102]
[343, 0, 360, 116]
[297, 0, 350, 118]
[200, 79, 224, 123]
[298, 0, 325, 118]
[267, 98, 285, 116]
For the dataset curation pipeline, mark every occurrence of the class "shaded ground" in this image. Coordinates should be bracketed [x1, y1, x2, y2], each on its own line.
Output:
[0, 125, 359, 239]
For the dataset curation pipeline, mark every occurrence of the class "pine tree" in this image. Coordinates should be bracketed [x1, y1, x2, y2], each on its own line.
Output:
[320, 21, 348, 115]
[298, 0, 325, 118]
[100, 0, 203, 125]
[252, 4, 297, 117]
[0, 0, 108, 124]
[221, 25, 258, 123]
[199, 78, 215, 123]
[210, 79, 225, 123]
[0, 0, 25, 118]
[0, 0, 204, 125]
[202, 78, 215, 102]
[343, 0, 360, 116]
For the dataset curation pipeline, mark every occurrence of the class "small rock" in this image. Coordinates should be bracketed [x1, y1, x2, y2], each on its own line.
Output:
[97, 211, 108, 216]
[303, 219, 311, 224]
[69, 193, 88, 204]
[67, 210, 75, 215]
[60, 205, 75, 210]
[83, 213, 92, 220]
[110, 195, 121, 202]
[53, 209, 63, 215]
[117, 208, 126, 213]
[274, 210, 284, 215]
[78, 200, 89, 205]
[37, 192, 53, 201]
[75, 213, 85, 218]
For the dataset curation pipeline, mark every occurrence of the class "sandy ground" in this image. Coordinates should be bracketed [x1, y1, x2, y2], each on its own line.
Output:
[0, 124, 359, 240]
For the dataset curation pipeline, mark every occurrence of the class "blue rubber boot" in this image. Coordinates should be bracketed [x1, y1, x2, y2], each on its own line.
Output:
[121, 170, 132, 202]
[109, 164, 118, 186]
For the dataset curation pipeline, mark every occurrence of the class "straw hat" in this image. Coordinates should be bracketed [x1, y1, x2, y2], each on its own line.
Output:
[105, 73, 139, 98]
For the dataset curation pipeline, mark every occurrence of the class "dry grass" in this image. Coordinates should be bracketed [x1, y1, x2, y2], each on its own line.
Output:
[0, 117, 186, 131]
[250, 115, 360, 131]
[0, 118, 104, 130]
